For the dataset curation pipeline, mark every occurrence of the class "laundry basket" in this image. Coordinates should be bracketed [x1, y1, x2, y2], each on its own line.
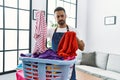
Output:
[19, 57, 76, 80]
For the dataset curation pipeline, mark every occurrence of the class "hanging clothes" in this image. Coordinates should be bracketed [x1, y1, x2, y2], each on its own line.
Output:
[33, 11, 47, 53]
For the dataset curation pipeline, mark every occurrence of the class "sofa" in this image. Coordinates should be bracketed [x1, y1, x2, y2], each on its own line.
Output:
[75, 51, 120, 80]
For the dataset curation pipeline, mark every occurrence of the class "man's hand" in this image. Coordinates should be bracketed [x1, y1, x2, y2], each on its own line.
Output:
[76, 37, 85, 51]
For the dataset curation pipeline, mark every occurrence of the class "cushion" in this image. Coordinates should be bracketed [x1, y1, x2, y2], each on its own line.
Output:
[106, 54, 120, 73]
[80, 52, 96, 67]
[95, 52, 109, 69]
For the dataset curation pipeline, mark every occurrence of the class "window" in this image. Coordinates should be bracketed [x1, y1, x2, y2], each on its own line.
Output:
[0, 0, 31, 74]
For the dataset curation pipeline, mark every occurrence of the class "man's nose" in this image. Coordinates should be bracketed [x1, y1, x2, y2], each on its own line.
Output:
[59, 17, 63, 20]
[59, 16, 63, 19]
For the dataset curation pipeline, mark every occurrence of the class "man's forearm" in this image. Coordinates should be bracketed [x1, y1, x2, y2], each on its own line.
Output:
[77, 37, 85, 51]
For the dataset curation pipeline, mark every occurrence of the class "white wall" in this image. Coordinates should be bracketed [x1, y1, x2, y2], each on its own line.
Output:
[32, 0, 46, 52]
[86, 0, 120, 54]
[77, 0, 88, 51]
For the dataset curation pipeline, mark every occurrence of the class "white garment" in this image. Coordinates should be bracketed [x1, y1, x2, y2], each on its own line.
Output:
[33, 11, 47, 53]
[47, 25, 81, 41]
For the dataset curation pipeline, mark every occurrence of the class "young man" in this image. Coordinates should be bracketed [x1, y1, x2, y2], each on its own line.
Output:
[47, 7, 85, 80]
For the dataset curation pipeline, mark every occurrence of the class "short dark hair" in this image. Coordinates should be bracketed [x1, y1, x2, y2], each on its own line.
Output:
[54, 7, 66, 13]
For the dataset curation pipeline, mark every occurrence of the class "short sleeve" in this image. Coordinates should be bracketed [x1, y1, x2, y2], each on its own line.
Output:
[74, 28, 81, 39]
[47, 27, 55, 40]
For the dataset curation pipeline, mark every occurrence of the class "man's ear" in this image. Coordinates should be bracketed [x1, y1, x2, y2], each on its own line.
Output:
[65, 14, 67, 18]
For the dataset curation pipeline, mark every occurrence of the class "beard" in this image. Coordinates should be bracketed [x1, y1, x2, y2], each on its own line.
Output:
[58, 20, 65, 25]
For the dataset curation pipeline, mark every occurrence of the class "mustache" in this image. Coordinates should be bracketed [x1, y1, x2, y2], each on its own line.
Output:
[58, 20, 64, 22]
[58, 20, 65, 25]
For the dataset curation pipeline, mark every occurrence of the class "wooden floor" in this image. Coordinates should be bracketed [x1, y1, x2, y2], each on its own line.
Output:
[76, 69, 103, 80]
[0, 70, 103, 80]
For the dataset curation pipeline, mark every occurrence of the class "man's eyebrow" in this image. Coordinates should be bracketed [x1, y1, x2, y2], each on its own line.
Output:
[57, 15, 64, 16]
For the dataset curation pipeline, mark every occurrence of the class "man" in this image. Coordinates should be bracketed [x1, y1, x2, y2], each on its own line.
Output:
[47, 7, 85, 80]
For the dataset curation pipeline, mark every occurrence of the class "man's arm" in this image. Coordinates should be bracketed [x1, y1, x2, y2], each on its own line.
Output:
[76, 37, 85, 51]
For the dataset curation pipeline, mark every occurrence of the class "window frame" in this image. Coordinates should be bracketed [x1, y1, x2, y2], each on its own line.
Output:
[0, 0, 32, 74]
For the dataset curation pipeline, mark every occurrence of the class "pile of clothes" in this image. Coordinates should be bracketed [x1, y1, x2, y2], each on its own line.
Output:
[20, 49, 63, 60]
[21, 31, 78, 61]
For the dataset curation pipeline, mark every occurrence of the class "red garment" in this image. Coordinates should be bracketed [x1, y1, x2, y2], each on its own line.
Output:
[57, 31, 78, 60]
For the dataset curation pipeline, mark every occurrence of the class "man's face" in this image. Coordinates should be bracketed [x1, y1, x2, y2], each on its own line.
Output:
[54, 10, 66, 25]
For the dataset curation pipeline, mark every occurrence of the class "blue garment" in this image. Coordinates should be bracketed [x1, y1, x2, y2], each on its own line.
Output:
[52, 26, 76, 80]
[16, 63, 23, 70]
[52, 32, 64, 51]
[70, 64, 76, 80]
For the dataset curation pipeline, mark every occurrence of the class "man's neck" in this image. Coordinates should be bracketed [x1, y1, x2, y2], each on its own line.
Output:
[58, 24, 67, 28]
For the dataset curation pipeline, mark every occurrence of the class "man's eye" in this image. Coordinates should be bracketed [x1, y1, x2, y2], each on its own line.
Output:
[57, 15, 64, 18]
